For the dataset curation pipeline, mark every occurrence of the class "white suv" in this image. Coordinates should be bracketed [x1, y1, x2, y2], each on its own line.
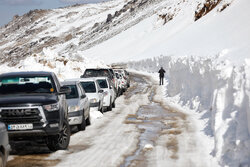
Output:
[78, 78, 104, 113]
[95, 77, 116, 111]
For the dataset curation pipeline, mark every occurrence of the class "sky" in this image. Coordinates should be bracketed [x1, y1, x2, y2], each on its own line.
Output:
[0, 0, 110, 27]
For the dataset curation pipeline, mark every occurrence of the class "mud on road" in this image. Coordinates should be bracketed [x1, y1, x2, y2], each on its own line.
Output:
[120, 73, 187, 167]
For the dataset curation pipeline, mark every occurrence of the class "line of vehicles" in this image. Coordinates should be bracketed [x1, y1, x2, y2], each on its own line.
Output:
[0, 67, 130, 167]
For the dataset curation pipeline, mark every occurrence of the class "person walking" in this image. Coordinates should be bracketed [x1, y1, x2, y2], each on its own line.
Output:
[158, 67, 165, 85]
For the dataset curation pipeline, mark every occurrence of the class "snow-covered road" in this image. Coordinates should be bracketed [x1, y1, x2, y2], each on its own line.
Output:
[6, 73, 217, 167]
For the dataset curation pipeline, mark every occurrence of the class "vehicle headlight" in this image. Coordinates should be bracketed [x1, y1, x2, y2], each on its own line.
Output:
[43, 103, 59, 112]
[90, 98, 97, 103]
[68, 106, 80, 112]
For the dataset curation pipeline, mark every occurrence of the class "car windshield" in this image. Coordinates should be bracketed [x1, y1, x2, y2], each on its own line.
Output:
[83, 69, 110, 78]
[0, 76, 54, 94]
[65, 85, 79, 99]
[80, 81, 96, 93]
[97, 79, 108, 89]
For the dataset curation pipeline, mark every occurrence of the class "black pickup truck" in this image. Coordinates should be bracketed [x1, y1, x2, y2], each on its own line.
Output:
[0, 71, 71, 151]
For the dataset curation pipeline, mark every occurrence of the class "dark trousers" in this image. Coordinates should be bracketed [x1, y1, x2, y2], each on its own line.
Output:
[160, 77, 164, 85]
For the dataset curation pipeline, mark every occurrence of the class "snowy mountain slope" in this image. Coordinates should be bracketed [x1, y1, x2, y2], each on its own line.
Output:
[82, 0, 249, 65]
[0, 0, 125, 66]
[0, 0, 173, 67]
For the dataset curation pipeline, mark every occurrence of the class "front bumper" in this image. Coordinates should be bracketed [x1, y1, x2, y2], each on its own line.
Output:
[0, 106, 62, 138]
[69, 116, 83, 125]
[90, 102, 99, 107]
[68, 110, 83, 125]
[8, 123, 61, 138]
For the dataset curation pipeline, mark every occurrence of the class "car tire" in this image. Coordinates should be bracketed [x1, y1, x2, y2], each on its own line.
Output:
[0, 151, 4, 167]
[107, 98, 112, 111]
[112, 100, 115, 108]
[77, 113, 86, 131]
[47, 119, 70, 152]
[86, 108, 91, 126]
[98, 102, 102, 112]
[99, 103, 104, 114]
[118, 88, 121, 96]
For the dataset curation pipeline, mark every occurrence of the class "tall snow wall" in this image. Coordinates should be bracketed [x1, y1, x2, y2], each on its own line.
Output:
[128, 56, 250, 166]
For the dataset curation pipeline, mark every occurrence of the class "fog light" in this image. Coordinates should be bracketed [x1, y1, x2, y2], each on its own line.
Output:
[73, 118, 79, 122]
[50, 123, 59, 128]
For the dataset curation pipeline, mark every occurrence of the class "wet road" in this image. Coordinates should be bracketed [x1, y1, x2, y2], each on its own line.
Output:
[120, 74, 186, 167]
[6, 73, 186, 167]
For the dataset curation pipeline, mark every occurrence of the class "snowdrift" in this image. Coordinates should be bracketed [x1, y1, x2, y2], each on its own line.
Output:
[128, 56, 250, 166]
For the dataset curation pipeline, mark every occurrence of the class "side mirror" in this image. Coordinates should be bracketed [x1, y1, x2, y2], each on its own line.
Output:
[59, 86, 71, 94]
[98, 90, 104, 93]
[81, 94, 86, 99]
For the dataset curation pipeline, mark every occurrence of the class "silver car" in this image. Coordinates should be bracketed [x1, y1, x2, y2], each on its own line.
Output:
[62, 81, 90, 131]
[0, 122, 10, 167]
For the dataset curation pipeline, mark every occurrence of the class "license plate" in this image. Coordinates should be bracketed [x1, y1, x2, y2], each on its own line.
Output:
[8, 124, 33, 130]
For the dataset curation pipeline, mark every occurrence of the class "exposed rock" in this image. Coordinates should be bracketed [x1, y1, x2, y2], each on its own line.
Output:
[106, 14, 113, 23]
[195, 0, 222, 21]
[218, 3, 231, 12]
[64, 34, 73, 42]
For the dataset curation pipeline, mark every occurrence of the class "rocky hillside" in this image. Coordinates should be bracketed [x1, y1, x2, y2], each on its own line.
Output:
[0, 0, 232, 68]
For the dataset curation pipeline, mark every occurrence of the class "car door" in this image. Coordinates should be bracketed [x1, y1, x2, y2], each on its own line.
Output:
[78, 83, 88, 119]
[95, 81, 104, 108]
[107, 78, 115, 102]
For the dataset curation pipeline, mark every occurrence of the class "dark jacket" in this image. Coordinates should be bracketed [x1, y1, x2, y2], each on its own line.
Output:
[158, 68, 165, 78]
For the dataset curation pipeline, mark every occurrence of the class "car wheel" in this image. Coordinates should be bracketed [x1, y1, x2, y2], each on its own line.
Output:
[112, 100, 115, 108]
[98, 102, 101, 111]
[47, 119, 70, 151]
[118, 88, 121, 96]
[86, 108, 91, 126]
[107, 98, 112, 111]
[77, 113, 86, 131]
[99, 102, 104, 114]
[0, 151, 4, 167]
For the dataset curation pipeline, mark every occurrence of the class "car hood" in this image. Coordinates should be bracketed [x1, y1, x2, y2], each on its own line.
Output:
[86, 93, 100, 101]
[66, 98, 79, 107]
[0, 94, 58, 106]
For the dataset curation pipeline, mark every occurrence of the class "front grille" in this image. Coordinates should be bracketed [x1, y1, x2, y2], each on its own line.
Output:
[0, 108, 43, 126]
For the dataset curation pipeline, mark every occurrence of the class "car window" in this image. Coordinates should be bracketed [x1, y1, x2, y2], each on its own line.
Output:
[65, 85, 79, 99]
[83, 69, 111, 78]
[97, 79, 108, 88]
[80, 81, 96, 93]
[0, 76, 55, 94]
[78, 83, 85, 95]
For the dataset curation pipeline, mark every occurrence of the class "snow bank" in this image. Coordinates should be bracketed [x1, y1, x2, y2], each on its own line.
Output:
[0, 48, 106, 80]
[128, 55, 250, 166]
